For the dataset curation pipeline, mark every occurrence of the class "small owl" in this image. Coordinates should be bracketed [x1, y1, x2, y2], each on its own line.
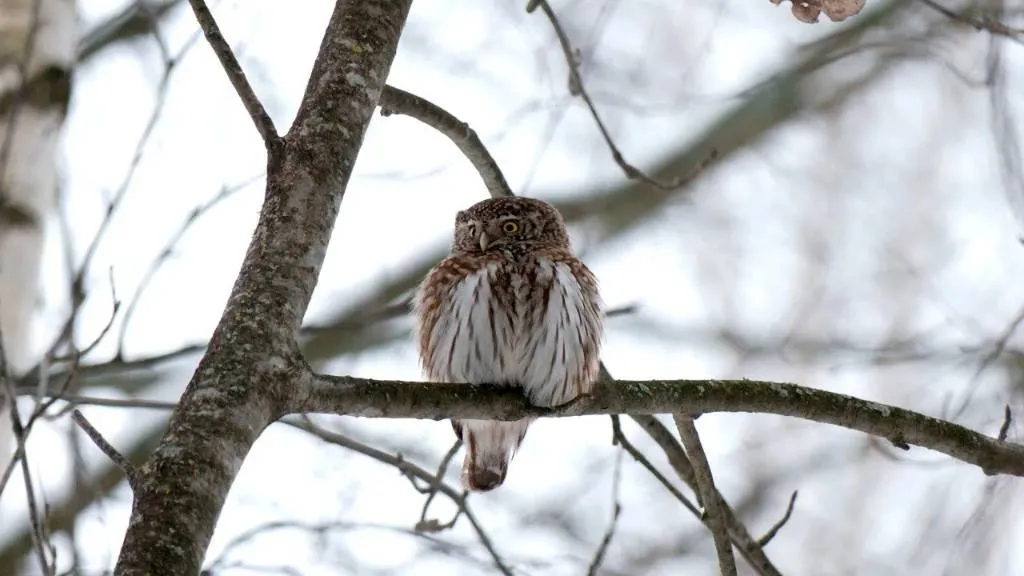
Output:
[414, 197, 603, 491]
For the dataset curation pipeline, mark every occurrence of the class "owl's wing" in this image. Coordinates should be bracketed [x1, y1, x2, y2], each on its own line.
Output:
[413, 255, 483, 381]
[536, 249, 604, 397]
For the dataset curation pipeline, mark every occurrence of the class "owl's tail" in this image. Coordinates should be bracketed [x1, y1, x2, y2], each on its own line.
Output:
[455, 418, 532, 491]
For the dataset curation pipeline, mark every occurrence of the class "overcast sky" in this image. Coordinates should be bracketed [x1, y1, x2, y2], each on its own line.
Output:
[4, 0, 1024, 574]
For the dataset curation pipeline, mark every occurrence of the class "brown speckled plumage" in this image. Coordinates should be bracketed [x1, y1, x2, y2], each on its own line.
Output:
[414, 197, 603, 491]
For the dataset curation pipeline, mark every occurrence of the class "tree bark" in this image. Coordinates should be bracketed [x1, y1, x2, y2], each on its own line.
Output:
[113, 1, 412, 573]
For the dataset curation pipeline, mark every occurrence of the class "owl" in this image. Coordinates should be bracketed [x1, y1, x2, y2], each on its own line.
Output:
[414, 197, 603, 491]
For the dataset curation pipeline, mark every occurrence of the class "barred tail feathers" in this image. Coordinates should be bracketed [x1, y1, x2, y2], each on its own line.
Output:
[458, 418, 531, 491]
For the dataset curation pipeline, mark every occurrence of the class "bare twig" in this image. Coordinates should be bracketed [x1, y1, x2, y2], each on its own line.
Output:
[998, 405, 1013, 442]
[629, 415, 781, 576]
[116, 174, 263, 354]
[78, 0, 183, 62]
[586, 449, 623, 576]
[379, 85, 513, 198]
[71, 409, 139, 489]
[0, 421, 166, 573]
[757, 491, 798, 547]
[673, 415, 736, 576]
[56, 268, 120, 362]
[22, 395, 177, 410]
[951, 302, 1024, 418]
[186, 0, 281, 149]
[287, 418, 512, 575]
[612, 415, 780, 576]
[526, 0, 716, 190]
[205, 519, 491, 573]
[1, 336, 53, 574]
[918, 0, 1024, 41]
[27, 32, 196, 385]
[417, 438, 463, 532]
[610, 415, 702, 515]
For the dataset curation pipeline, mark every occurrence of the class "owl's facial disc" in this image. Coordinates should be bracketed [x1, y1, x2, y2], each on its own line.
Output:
[464, 220, 490, 252]
[462, 215, 523, 253]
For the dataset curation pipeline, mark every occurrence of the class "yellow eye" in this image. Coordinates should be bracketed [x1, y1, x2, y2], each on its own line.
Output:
[502, 221, 519, 234]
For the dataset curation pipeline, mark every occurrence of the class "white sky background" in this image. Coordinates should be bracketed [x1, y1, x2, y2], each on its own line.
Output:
[4, 0, 1024, 574]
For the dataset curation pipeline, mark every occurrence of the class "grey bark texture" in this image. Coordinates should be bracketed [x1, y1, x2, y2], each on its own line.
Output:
[114, 1, 412, 573]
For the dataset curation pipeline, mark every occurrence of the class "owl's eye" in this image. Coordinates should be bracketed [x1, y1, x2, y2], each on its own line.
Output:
[502, 221, 520, 234]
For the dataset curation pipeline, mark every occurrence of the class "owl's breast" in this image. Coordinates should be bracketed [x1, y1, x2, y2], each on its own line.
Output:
[417, 257, 602, 406]
[419, 262, 519, 386]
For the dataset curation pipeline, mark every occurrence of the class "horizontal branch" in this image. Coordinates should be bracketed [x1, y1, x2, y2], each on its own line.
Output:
[301, 375, 1024, 477]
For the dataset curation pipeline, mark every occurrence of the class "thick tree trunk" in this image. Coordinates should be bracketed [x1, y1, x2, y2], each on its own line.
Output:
[113, 1, 413, 573]
[0, 0, 75, 467]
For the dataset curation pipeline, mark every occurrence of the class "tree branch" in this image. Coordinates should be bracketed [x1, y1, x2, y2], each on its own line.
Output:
[186, 0, 281, 149]
[378, 85, 513, 198]
[757, 491, 798, 547]
[674, 415, 736, 576]
[114, 1, 413, 573]
[70, 409, 139, 489]
[300, 376, 1024, 477]
[630, 414, 780, 576]
[526, 0, 715, 190]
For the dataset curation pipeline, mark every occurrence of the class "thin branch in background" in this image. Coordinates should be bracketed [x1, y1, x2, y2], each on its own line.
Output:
[0, 419, 166, 573]
[998, 406, 1013, 442]
[416, 438, 463, 533]
[73, 53, 173, 285]
[379, 85, 514, 198]
[757, 490, 798, 547]
[630, 415, 781, 576]
[205, 519, 496, 574]
[16, 285, 123, 441]
[140, 0, 174, 65]
[1, 334, 54, 575]
[516, 0, 619, 194]
[526, 0, 716, 190]
[30, 395, 177, 411]
[610, 415, 702, 516]
[186, 0, 281, 150]
[586, 449, 623, 576]
[64, 417, 87, 573]
[612, 415, 786, 574]
[288, 418, 514, 576]
[116, 174, 264, 355]
[918, 0, 1024, 42]
[951, 302, 1024, 419]
[673, 415, 736, 576]
[56, 268, 121, 363]
[29, 26, 202, 383]
[70, 409, 139, 489]
[0, 281, 124, 574]
[77, 0, 184, 62]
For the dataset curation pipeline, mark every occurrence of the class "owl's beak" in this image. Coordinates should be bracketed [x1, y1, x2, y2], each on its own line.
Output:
[478, 231, 491, 252]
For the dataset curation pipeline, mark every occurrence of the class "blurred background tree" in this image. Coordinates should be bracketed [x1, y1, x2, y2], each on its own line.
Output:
[1, 0, 1023, 574]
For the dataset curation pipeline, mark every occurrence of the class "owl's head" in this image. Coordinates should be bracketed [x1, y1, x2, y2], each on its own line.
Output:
[451, 197, 570, 256]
